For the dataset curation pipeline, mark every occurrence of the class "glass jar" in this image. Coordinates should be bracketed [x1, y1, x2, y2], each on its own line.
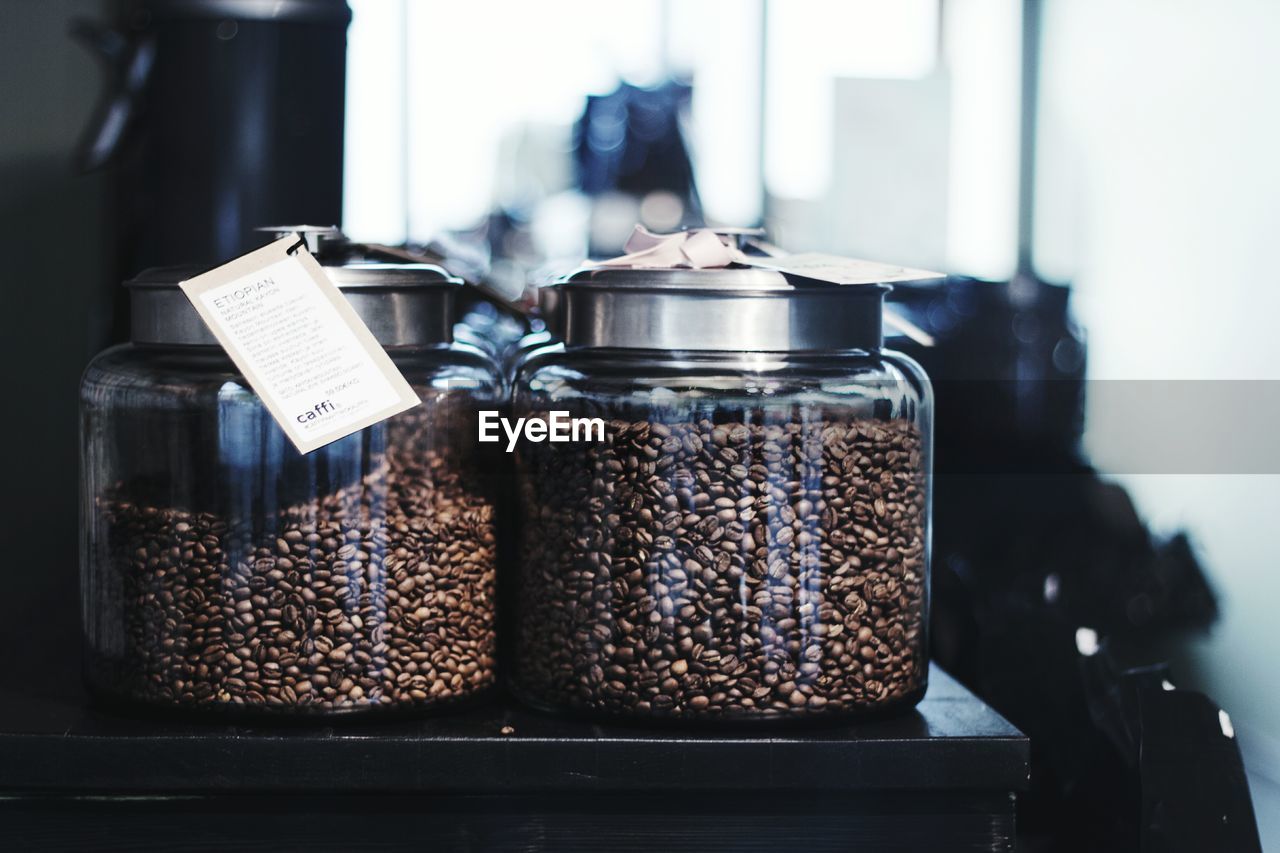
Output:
[81, 261, 502, 716]
[511, 267, 932, 722]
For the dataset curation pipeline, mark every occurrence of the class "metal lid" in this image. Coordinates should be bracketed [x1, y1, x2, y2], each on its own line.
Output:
[128, 262, 461, 347]
[550, 266, 889, 352]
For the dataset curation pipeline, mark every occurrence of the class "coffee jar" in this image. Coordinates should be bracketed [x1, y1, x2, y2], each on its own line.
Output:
[80, 256, 502, 716]
[510, 266, 933, 722]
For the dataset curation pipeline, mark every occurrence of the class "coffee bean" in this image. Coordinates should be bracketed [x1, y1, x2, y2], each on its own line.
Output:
[515, 413, 926, 720]
[87, 403, 498, 715]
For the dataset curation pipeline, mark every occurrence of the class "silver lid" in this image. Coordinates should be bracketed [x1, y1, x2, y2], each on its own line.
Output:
[550, 266, 889, 352]
[128, 262, 461, 347]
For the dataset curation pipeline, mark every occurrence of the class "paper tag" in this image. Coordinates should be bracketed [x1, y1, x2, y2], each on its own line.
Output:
[180, 234, 420, 454]
[595, 228, 945, 285]
[742, 252, 944, 285]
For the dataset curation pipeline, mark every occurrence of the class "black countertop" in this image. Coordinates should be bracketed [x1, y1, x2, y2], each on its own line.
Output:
[0, 665, 1027, 796]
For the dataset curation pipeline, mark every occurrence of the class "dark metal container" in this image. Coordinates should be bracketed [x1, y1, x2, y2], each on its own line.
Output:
[77, 0, 351, 272]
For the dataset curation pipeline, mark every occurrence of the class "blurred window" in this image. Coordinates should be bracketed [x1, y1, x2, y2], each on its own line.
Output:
[764, 0, 940, 200]
[343, 0, 1018, 282]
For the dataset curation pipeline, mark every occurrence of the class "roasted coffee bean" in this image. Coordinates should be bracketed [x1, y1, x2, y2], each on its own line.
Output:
[515, 413, 926, 720]
[88, 404, 497, 715]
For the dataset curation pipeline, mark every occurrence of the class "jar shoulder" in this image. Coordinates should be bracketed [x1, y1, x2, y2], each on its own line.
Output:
[80, 344, 239, 406]
[517, 348, 930, 400]
[82, 343, 503, 400]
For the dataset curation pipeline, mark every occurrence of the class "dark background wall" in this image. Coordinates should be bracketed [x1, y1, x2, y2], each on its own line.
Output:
[0, 0, 113, 695]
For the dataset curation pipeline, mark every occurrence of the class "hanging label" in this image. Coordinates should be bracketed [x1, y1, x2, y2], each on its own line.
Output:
[180, 234, 420, 454]
[741, 252, 944, 285]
